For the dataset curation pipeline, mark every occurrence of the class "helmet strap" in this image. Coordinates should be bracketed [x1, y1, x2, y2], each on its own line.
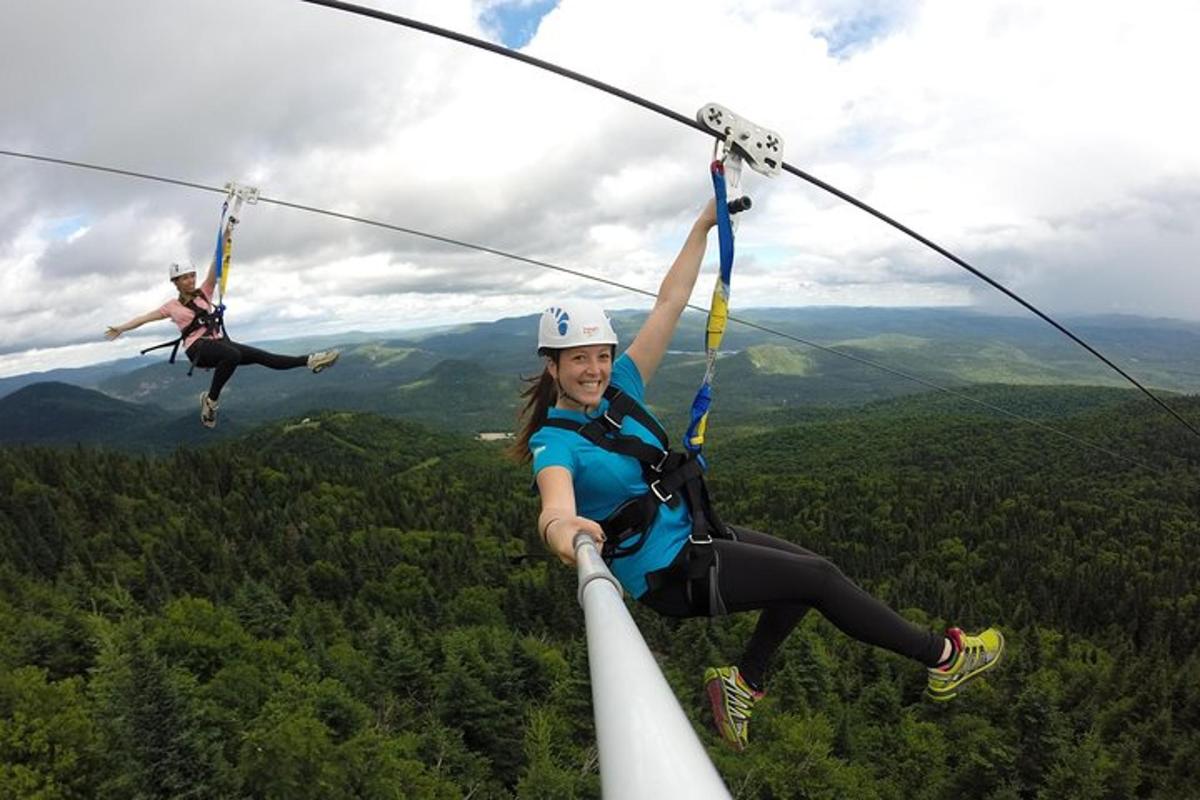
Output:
[554, 377, 593, 413]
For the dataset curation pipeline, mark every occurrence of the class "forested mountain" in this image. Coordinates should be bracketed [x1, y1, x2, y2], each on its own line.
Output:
[0, 383, 253, 452]
[1, 391, 1198, 798]
[0, 382, 171, 448]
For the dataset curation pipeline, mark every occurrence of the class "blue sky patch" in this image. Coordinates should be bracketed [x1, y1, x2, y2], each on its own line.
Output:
[814, 6, 904, 59]
[480, 0, 558, 49]
[46, 215, 89, 241]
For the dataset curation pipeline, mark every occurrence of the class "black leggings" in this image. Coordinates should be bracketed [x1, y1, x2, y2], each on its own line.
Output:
[187, 338, 308, 401]
[639, 526, 946, 687]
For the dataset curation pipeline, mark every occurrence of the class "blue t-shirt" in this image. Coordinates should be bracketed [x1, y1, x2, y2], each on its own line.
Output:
[530, 353, 690, 597]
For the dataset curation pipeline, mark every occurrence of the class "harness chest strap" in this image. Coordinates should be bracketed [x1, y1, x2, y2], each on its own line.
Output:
[177, 296, 226, 343]
[540, 386, 728, 560]
[140, 296, 227, 373]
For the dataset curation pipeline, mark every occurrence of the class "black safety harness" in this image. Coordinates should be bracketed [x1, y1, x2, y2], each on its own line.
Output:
[540, 385, 732, 615]
[140, 295, 227, 376]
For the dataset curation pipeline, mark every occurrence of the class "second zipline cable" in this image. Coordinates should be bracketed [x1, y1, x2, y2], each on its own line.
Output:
[0, 147, 1163, 471]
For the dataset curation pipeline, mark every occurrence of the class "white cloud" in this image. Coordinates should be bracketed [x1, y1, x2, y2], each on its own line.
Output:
[2, 0, 1198, 377]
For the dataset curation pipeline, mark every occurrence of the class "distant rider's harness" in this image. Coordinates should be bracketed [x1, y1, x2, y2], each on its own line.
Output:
[139, 294, 228, 376]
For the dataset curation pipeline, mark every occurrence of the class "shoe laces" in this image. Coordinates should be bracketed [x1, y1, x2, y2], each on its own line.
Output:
[936, 633, 993, 678]
[959, 638, 993, 671]
[721, 671, 760, 722]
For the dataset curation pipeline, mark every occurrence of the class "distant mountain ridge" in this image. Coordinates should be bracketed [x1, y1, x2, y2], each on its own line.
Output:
[2, 308, 1197, 452]
[0, 357, 150, 399]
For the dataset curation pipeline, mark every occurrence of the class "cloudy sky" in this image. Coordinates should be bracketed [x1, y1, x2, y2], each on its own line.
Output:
[2, 0, 1198, 377]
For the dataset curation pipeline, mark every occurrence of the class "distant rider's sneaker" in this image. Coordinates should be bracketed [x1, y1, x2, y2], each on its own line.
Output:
[307, 350, 340, 373]
[926, 627, 1005, 702]
[704, 665, 764, 751]
[199, 391, 219, 429]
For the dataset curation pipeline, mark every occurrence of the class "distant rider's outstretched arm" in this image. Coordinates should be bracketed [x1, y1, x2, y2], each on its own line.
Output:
[535, 466, 606, 565]
[625, 199, 717, 386]
[105, 309, 167, 340]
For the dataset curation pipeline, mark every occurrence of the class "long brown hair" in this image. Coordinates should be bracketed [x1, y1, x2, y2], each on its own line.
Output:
[510, 357, 558, 464]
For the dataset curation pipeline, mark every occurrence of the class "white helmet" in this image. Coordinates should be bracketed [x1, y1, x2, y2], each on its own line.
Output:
[537, 301, 618, 353]
[168, 262, 196, 282]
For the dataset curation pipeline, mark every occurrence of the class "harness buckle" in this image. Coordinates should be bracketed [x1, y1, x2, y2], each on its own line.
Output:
[601, 410, 621, 430]
[649, 480, 673, 504]
[689, 531, 714, 546]
[650, 449, 670, 472]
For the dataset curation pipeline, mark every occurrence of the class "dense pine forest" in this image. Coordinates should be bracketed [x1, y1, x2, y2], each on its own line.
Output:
[1, 392, 1198, 798]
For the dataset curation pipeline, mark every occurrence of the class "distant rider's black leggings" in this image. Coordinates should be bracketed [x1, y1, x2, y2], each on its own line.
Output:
[187, 338, 307, 401]
[639, 526, 946, 688]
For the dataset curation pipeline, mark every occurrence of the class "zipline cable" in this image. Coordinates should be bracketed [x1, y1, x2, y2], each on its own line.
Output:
[0, 147, 1161, 471]
[293, 0, 1200, 440]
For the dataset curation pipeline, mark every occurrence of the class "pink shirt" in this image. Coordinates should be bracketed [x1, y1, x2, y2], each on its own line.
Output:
[158, 276, 219, 351]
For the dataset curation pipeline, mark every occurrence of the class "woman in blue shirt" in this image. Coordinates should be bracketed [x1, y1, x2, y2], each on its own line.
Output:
[515, 199, 1003, 751]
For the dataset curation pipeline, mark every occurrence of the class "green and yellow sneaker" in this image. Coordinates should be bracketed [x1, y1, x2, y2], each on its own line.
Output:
[926, 627, 1005, 702]
[703, 665, 764, 751]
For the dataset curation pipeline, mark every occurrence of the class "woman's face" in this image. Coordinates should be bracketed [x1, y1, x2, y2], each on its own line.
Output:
[173, 273, 197, 293]
[549, 344, 613, 409]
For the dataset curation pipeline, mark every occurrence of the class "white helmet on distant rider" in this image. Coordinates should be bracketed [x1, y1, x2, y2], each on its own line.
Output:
[168, 262, 196, 282]
[537, 301, 618, 354]
[169, 262, 196, 281]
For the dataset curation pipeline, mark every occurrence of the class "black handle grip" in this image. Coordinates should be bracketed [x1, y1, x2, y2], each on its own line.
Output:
[727, 196, 752, 215]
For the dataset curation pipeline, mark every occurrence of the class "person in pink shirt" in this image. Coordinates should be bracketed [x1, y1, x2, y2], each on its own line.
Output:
[106, 258, 339, 428]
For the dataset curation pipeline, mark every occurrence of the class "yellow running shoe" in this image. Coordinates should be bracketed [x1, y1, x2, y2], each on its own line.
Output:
[703, 665, 764, 751]
[926, 627, 1004, 702]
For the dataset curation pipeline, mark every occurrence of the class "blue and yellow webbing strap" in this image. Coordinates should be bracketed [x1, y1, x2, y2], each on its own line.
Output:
[212, 195, 239, 305]
[684, 159, 736, 455]
[212, 198, 230, 304]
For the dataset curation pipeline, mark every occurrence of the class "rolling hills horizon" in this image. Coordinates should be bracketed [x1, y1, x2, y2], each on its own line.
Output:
[2, 306, 1197, 453]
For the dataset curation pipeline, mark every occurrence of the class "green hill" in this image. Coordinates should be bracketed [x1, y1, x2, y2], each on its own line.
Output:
[0, 382, 169, 447]
[236, 410, 472, 473]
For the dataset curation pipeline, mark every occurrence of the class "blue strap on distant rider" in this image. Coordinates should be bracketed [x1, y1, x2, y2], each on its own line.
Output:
[212, 197, 231, 313]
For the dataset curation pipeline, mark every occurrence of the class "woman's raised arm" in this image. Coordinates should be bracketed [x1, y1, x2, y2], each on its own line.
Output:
[624, 199, 717, 385]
